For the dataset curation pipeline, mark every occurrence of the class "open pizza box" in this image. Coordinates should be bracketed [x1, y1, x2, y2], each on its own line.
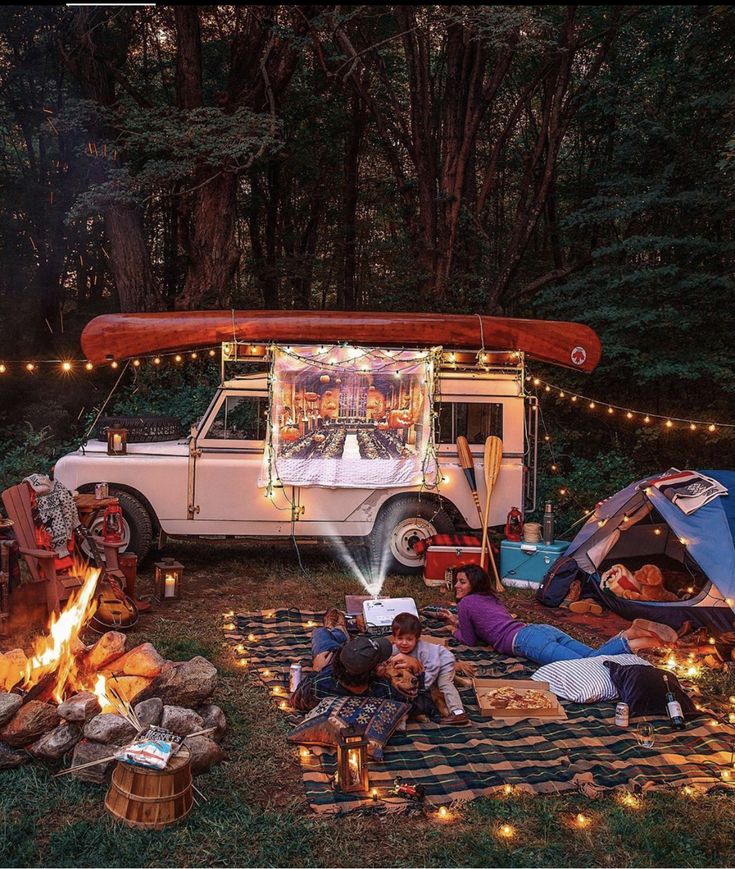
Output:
[473, 678, 567, 721]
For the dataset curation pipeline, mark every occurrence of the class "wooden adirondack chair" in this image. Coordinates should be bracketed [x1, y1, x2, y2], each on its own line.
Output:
[1, 482, 85, 616]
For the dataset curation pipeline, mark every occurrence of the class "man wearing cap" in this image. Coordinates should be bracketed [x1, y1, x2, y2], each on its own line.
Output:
[292, 609, 411, 711]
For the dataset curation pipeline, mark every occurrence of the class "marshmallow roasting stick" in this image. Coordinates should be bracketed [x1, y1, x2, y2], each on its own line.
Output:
[481, 436, 504, 594]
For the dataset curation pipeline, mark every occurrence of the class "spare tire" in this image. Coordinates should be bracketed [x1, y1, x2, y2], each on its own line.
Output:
[93, 415, 182, 443]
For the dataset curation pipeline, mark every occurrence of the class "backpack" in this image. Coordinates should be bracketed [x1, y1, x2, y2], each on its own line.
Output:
[535, 555, 585, 608]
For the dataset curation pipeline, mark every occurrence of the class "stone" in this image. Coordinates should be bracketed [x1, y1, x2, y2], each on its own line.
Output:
[105, 675, 151, 705]
[57, 692, 101, 723]
[0, 649, 27, 692]
[0, 701, 59, 747]
[160, 705, 204, 737]
[0, 693, 22, 727]
[85, 632, 127, 670]
[138, 656, 217, 707]
[83, 713, 136, 746]
[197, 704, 226, 742]
[134, 697, 163, 728]
[28, 722, 82, 761]
[0, 741, 28, 770]
[185, 735, 225, 775]
[110, 643, 165, 679]
[70, 739, 114, 784]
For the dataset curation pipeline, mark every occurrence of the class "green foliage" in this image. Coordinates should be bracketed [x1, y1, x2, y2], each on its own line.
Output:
[0, 425, 55, 493]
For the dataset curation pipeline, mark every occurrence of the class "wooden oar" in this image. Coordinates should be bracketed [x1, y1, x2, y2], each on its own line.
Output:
[456, 436, 484, 526]
[481, 436, 504, 593]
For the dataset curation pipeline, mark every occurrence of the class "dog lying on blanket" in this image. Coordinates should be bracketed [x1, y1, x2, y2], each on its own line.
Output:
[378, 656, 476, 719]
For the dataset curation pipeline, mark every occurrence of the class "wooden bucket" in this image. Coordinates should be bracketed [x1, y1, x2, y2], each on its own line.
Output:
[104, 746, 193, 829]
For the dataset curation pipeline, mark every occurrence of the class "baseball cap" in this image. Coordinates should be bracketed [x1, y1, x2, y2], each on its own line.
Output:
[339, 635, 393, 676]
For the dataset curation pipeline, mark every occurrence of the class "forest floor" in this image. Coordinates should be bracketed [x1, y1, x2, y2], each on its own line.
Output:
[3, 539, 735, 868]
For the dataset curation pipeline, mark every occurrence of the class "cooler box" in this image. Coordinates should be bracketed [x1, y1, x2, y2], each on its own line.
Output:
[423, 545, 484, 588]
[500, 539, 568, 588]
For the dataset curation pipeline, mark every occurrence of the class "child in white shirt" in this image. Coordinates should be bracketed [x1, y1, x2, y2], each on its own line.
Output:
[390, 612, 469, 725]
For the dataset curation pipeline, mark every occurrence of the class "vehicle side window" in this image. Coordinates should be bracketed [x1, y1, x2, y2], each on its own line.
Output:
[205, 396, 266, 440]
[436, 402, 503, 444]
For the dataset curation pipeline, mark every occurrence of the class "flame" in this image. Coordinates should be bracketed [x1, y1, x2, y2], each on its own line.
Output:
[23, 564, 101, 703]
[93, 673, 114, 713]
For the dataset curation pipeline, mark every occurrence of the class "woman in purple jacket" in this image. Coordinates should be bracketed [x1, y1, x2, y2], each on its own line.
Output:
[435, 564, 677, 666]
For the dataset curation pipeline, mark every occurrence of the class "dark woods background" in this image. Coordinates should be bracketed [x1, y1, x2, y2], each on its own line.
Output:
[0, 5, 733, 523]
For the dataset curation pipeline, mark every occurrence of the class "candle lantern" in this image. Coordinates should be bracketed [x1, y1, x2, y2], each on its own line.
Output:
[335, 727, 369, 795]
[106, 426, 128, 456]
[154, 557, 184, 601]
[103, 504, 124, 544]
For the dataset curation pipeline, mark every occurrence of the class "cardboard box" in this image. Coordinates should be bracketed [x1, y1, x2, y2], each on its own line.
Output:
[473, 678, 567, 721]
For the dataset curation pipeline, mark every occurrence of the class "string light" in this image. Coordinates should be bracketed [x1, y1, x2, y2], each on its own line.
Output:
[0, 364, 5, 374]
[110, 361, 118, 369]
[85, 362, 93, 371]
[61, 361, 72, 372]
[497, 824, 515, 839]
[26, 362, 35, 372]
[132, 359, 140, 367]
[532, 376, 731, 432]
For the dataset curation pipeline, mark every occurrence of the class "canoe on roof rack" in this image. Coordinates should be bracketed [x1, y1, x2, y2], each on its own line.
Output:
[81, 310, 602, 373]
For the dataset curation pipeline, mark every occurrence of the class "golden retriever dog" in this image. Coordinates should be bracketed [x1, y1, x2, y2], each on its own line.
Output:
[380, 655, 477, 719]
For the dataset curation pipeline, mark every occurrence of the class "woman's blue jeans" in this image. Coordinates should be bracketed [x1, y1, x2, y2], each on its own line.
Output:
[513, 623, 630, 666]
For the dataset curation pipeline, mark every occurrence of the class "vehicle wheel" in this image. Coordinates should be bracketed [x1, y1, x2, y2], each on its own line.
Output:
[107, 490, 153, 561]
[370, 498, 455, 576]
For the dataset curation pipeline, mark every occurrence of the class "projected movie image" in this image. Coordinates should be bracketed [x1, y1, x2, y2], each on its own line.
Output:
[264, 346, 436, 489]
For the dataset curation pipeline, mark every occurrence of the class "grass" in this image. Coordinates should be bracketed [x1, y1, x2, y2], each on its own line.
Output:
[2, 539, 735, 868]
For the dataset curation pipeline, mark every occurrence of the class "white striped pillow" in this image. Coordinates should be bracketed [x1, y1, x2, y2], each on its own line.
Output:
[531, 654, 652, 703]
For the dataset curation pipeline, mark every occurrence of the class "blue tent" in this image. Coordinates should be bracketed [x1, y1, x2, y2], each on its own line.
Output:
[563, 470, 735, 634]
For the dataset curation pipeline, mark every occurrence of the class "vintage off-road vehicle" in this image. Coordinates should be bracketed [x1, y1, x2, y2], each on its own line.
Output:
[54, 310, 601, 572]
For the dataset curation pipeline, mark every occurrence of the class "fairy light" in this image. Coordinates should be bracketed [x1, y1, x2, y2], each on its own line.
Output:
[620, 792, 640, 809]
[209, 349, 216, 357]
[498, 824, 515, 839]
[61, 361, 72, 372]
[575, 813, 590, 829]
[154, 356, 161, 365]
[132, 359, 140, 367]
[248, 633, 256, 642]
[26, 362, 35, 372]
[85, 362, 93, 371]
[532, 376, 730, 433]
[437, 806, 448, 820]
[174, 354, 182, 363]
[191, 352, 198, 359]
[0, 364, 5, 374]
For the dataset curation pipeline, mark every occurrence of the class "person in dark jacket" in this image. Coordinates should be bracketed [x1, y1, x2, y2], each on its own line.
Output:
[292, 608, 413, 711]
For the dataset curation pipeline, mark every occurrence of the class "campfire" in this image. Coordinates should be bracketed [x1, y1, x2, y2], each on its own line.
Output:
[0, 563, 226, 779]
[22, 564, 113, 707]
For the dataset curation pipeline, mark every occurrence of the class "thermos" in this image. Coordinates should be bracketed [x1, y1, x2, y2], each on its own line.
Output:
[543, 501, 555, 545]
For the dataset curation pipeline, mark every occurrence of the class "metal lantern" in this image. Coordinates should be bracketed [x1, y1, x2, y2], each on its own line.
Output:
[106, 426, 128, 456]
[154, 557, 184, 601]
[335, 727, 369, 795]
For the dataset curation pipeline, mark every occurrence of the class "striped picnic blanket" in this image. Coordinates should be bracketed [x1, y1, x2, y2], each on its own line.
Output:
[228, 608, 735, 815]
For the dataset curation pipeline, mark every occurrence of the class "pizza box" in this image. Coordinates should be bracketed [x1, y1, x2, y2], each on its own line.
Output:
[473, 678, 567, 721]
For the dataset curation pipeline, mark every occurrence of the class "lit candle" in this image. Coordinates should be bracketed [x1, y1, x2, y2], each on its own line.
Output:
[164, 573, 177, 598]
[112, 433, 122, 452]
[371, 788, 378, 802]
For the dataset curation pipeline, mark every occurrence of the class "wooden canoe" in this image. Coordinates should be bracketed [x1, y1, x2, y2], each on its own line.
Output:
[81, 310, 602, 372]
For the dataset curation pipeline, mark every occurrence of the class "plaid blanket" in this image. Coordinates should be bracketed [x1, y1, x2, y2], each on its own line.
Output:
[228, 608, 735, 815]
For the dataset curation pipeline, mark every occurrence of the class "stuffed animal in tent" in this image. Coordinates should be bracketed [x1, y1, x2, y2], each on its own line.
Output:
[601, 563, 678, 602]
[600, 564, 641, 599]
[632, 564, 678, 602]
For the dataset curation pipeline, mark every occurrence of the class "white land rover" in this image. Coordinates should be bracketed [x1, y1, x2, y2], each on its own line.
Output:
[54, 354, 537, 573]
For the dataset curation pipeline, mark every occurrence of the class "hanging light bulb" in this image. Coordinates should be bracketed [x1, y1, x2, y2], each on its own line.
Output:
[175, 354, 182, 363]
[589, 402, 595, 409]
[644, 415, 650, 423]
[665, 420, 673, 428]
[626, 411, 633, 419]
[209, 349, 216, 357]
[571, 395, 577, 402]
[85, 362, 93, 371]
[607, 407, 614, 414]
[0, 364, 5, 374]
[709, 424, 716, 432]
[191, 352, 198, 360]
[111, 361, 119, 369]
[61, 361, 72, 372]
[132, 359, 140, 367]
[26, 362, 35, 372]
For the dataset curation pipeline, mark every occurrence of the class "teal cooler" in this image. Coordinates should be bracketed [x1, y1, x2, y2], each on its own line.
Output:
[500, 540, 568, 588]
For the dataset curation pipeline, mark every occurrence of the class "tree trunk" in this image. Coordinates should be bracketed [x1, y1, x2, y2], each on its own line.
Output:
[339, 94, 366, 309]
[105, 204, 159, 311]
[177, 171, 239, 309]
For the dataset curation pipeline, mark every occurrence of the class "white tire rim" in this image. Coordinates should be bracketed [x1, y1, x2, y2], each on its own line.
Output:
[79, 514, 132, 561]
[389, 516, 437, 567]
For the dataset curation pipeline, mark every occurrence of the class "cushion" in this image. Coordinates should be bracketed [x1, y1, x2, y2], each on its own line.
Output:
[287, 696, 409, 760]
[531, 654, 652, 702]
[604, 662, 697, 718]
